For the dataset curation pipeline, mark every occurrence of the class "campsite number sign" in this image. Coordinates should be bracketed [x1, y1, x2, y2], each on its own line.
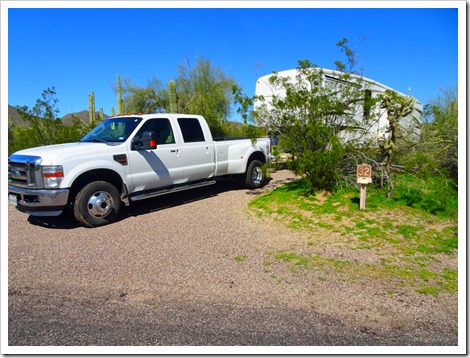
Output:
[357, 164, 373, 184]
[356, 164, 373, 210]
[357, 164, 372, 178]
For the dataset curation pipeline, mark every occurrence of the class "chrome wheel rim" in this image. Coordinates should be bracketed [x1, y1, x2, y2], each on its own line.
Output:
[252, 166, 263, 186]
[87, 191, 113, 218]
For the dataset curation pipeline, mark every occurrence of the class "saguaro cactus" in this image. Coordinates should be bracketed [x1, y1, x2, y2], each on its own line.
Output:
[117, 74, 124, 115]
[88, 91, 95, 125]
[168, 80, 177, 113]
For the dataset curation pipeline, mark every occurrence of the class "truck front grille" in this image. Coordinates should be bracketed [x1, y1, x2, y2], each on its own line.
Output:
[8, 155, 43, 189]
[8, 162, 29, 186]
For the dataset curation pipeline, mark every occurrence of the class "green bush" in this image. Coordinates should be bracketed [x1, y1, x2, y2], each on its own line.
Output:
[280, 120, 345, 192]
[391, 175, 458, 218]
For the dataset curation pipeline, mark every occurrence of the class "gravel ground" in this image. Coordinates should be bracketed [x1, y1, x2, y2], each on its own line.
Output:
[6, 170, 459, 352]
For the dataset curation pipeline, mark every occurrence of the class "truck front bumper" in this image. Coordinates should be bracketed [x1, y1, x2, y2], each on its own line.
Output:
[8, 185, 70, 217]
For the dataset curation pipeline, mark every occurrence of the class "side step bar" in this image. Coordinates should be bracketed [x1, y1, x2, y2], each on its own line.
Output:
[130, 180, 216, 202]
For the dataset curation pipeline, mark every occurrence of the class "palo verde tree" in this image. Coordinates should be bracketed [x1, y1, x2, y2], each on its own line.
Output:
[120, 75, 168, 114]
[235, 39, 379, 191]
[174, 56, 236, 137]
[120, 57, 236, 136]
[120, 76, 167, 114]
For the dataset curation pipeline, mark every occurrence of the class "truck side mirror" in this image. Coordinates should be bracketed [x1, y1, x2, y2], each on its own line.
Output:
[141, 131, 157, 150]
[132, 131, 157, 150]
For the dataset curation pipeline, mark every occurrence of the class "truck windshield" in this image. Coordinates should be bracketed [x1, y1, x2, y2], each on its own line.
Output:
[80, 117, 143, 143]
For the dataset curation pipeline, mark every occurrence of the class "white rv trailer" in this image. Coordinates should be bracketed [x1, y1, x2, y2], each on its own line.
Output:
[254, 67, 422, 145]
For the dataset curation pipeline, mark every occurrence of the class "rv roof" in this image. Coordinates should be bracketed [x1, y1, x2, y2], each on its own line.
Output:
[255, 67, 419, 103]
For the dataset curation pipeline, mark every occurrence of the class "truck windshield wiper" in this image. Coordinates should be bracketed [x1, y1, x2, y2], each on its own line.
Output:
[85, 138, 109, 144]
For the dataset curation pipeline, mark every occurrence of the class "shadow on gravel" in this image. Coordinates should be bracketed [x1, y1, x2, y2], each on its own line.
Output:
[27, 210, 81, 229]
[25, 177, 267, 230]
[124, 177, 264, 218]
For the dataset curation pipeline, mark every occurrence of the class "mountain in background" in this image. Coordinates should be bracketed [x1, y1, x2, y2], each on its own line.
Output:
[61, 110, 111, 126]
[8, 105, 110, 127]
[7, 105, 29, 126]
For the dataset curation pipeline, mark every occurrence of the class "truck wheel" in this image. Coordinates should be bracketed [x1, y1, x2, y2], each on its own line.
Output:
[245, 160, 265, 189]
[73, 181, 121, 228]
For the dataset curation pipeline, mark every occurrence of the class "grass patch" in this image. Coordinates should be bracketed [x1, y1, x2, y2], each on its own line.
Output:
[234, 255, 248, 262]
[266, 250, 457, 294]
[252, 175, 458, 295]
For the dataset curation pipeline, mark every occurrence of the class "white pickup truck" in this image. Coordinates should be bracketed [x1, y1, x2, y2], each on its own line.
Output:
[8, 113, 271, 227]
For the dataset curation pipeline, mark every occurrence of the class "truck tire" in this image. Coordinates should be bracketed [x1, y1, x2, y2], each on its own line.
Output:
[73, 181, 121, 228]
[245, 160, 265, 189]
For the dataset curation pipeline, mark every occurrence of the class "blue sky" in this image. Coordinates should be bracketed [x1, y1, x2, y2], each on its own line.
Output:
[5, 3, 462, 122]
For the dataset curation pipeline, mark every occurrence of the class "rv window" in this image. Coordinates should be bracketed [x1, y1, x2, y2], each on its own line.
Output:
[324, 74, 361, 88]
[363, 90, 372, 119]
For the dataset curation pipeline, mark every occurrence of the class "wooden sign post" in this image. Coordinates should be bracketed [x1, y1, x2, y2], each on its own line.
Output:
[356, 164, 372, 210]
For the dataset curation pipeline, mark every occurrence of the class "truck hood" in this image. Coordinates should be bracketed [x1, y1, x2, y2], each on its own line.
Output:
[10, 142, 125, 165]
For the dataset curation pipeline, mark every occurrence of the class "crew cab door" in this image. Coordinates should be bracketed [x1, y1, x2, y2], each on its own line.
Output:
[177, 117, 215, 182]
[127, 117, 184, 191]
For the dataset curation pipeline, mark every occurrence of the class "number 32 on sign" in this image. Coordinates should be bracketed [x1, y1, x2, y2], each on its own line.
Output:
[357, 164, 372, 209]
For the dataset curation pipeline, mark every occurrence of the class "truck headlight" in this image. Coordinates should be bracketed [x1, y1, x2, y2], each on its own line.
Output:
[42, 166, 64, 188]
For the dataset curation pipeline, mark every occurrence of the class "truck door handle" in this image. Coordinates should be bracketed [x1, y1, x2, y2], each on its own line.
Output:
[171, 149, 177, 153]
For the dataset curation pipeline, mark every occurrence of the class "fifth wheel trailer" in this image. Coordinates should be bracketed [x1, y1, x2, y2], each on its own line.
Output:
[254, 67, 422, 145]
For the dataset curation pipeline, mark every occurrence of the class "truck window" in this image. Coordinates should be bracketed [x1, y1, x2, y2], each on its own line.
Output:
[81, 117, 142, 143]
[178, 118, 206, 143]
[134, 118, 175, 144]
